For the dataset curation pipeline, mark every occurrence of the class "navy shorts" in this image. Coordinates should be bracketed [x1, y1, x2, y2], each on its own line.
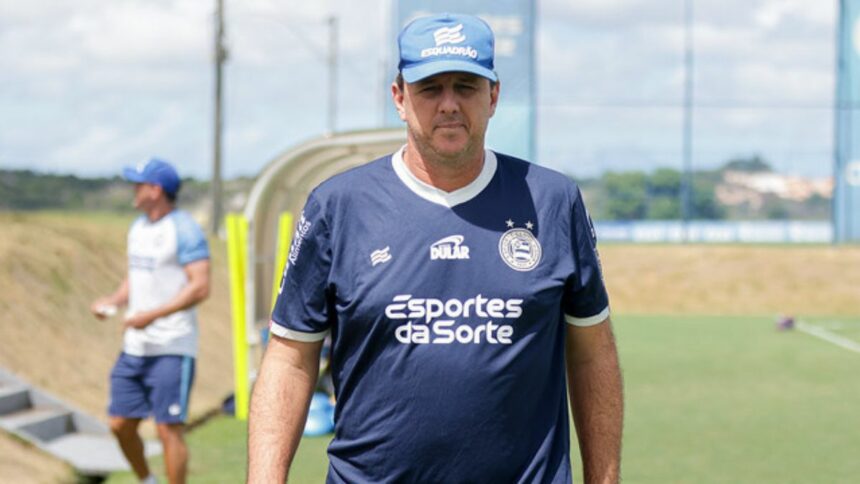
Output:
[109, 353, 195, 424]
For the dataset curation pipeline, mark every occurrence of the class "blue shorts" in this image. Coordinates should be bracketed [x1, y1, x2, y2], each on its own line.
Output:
[108, 353, 195, 424]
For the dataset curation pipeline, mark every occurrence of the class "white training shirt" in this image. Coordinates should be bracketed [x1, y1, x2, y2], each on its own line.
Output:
[124, 210, 209, 357]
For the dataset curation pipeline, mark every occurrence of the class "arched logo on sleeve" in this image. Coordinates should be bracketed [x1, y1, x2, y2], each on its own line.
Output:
[278, 211, 312, 295]
[499, 227, 541, 271]
[287, 212, 312, 267]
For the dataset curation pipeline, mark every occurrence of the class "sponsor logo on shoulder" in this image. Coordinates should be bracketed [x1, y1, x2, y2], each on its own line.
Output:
[430, 235, 470, 260]
[287, 212, 312, 267]
[371, 246, 392, 266]
[279, 211, 313, 295]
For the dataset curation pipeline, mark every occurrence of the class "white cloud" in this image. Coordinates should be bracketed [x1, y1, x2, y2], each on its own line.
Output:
[47, 103, 188, 173]
[0, 1, 210, 74]
[0, 0, 842, 179]
[67, 3, 210, 64]
[230, 0, 330, 20]
[540, 0, 655, 26]
[754, 0, 833, 30]
[732, 62, 832, 101]
[50, 125, 124, 168]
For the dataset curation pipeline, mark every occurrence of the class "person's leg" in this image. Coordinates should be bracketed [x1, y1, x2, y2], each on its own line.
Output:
[148, 355, 195, 484]
[108, 353, 152, 480]
[109, 416, 150, 480]
[156, 422, 188, 484]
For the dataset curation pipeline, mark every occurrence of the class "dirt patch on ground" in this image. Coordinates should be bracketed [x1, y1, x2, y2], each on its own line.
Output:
[600, 244, 860, 316]
[0, 435, 72, 484]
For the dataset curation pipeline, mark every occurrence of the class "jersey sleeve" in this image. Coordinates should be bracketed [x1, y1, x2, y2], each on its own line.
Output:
[562, 186, 610, 326]
[270, 191, 333, 342]
[175, 212, 210, 265]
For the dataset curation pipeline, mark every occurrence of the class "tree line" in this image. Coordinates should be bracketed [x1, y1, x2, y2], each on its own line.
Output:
[1, 156, 829, 220]
[577, 156, 829, 221]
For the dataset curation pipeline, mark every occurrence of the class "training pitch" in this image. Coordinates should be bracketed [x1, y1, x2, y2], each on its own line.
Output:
[104, 313, 860, 483]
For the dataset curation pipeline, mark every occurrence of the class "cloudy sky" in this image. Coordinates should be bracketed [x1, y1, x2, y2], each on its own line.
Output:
[0, 0, 838, 179]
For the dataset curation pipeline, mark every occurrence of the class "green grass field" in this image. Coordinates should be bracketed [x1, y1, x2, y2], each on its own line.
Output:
[106, 314, 860, 483]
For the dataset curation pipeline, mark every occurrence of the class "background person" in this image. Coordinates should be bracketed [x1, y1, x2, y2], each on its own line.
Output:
[91, 158, 210, 484]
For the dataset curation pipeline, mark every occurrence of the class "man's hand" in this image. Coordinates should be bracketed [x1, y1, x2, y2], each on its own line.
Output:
[90, 278, 129, 320]
[119, 259, 210, 330]
[124, 311, 158, 329]
[90, 298, 117, 320]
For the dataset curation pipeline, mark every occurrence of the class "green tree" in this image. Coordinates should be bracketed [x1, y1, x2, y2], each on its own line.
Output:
[645, 168, 681, 219]
[602, 171, 648, 220]
[763, 199, 790, 220]
[649, 168, 681, 197]
[692, 176, 726, 219]
[647, 197, 681, 219]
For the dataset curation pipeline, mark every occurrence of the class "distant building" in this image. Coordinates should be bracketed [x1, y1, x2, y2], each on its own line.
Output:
[717, 171, 833, 207]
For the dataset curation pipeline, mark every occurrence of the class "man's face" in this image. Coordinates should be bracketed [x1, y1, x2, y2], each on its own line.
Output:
[132, 183, 162, 210]
[393, 72, 499, 163]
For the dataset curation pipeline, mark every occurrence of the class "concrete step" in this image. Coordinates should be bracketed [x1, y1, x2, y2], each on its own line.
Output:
[46, 433, 162, 475]
[16, 410, 75, 443]
[0, 367, 162, 477]
[0, 386, 31, 415]
[0, 406, 67, 432]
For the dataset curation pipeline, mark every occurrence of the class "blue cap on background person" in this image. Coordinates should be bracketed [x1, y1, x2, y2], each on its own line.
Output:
[122, 157, 181, 196]
[398, 13, 497, 83]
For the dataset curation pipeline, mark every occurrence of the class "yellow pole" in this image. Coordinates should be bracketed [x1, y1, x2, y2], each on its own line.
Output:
[226, 213, 250, 420]
[271, 212, 294, 310]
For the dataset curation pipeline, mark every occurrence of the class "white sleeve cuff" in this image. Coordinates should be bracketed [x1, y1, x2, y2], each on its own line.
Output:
[269, 320, 330, 342]
[564, 307, 610, 327]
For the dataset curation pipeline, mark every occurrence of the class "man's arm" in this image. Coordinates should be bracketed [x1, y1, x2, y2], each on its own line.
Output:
[248, 335, 323, 483]
[124, 259, 211, 329]
[90, 277, 129, 319]
[566, 317, 623, 484]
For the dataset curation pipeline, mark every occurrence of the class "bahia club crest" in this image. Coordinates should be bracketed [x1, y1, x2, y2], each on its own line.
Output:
[499, 220, 541, 272]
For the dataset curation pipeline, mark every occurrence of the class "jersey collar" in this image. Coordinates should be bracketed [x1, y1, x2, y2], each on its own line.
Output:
[391, 145, 498, 208]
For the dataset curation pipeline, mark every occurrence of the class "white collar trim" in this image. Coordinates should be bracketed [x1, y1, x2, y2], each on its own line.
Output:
[391, 145, 497, 208]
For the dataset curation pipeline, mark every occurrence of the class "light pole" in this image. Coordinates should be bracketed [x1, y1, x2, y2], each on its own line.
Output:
[212, 0, 228, 235]
[327, 16, 338, 134]
[681, 0, 695, 240]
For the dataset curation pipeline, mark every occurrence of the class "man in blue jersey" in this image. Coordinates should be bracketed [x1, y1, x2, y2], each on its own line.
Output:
[91, 158, 210, 484]
[248, 13, 623, 484]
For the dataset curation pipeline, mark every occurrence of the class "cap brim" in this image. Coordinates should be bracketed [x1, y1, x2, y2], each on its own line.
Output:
[402, 60, 497, 83]
[122, 167, 147, 183]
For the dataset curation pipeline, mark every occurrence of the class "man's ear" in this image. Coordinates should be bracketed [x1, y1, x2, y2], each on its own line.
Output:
[392, 82, 407, 121]
[488, 81, 501, 118]
[152, 184, 167, 200]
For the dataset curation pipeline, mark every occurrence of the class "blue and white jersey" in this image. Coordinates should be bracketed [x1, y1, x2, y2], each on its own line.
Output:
[271, 148, 609, 483]
[125, 210, 209, 357]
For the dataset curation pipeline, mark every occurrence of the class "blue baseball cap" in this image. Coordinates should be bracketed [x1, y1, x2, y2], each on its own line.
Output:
[398, 13, 497, 84]
[122, 157, 181, 196]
